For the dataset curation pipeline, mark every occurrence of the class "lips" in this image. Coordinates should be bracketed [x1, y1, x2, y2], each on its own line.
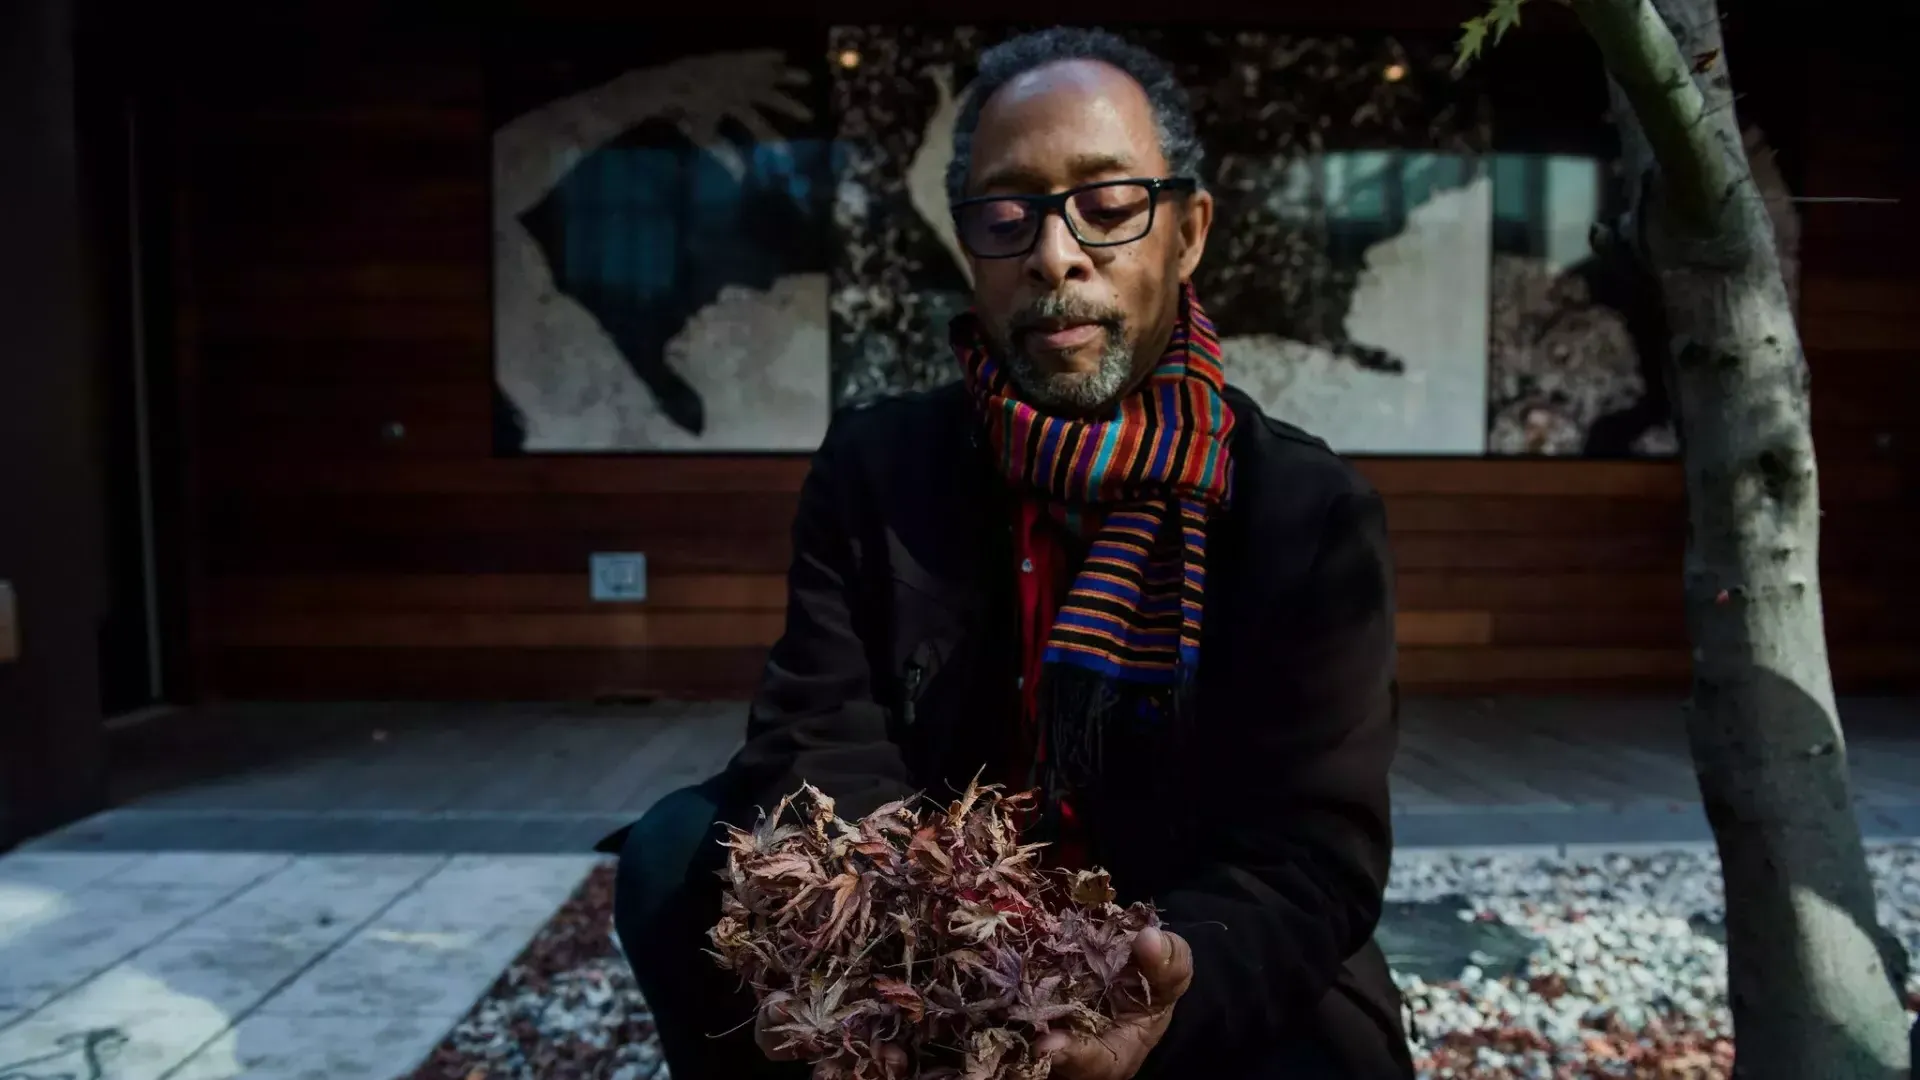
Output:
[1025, 321, 1102, 351]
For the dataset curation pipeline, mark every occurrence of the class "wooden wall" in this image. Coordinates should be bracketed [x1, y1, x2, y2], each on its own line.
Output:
[115, 8, 1915, 702]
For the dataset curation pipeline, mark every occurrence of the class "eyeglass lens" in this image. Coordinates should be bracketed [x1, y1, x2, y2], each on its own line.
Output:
[956, 182, 1157, 257]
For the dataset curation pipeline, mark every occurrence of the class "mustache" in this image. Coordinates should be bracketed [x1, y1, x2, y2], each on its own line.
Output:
[1007, 294, 1125, 336]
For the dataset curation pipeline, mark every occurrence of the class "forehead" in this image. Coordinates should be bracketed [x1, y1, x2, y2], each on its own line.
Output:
[968, 59, 1168, 192]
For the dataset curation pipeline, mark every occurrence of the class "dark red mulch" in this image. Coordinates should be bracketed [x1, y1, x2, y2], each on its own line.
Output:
[406, 864, 663, 1080]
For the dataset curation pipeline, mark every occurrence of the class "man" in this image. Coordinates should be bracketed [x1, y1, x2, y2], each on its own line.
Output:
[604, 28, 1411, 1080]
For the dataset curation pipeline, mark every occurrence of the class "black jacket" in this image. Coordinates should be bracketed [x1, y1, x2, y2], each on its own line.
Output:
[714, 382, 1411, 1078]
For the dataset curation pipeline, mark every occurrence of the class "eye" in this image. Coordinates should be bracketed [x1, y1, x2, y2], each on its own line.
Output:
[976, 200, 1031, 233]
[1072, 185, 1151, 227]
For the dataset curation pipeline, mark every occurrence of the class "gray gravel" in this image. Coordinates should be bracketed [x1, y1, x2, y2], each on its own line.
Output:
[437, 956, 668, 1079]
[1385, 842, 1920, 1078]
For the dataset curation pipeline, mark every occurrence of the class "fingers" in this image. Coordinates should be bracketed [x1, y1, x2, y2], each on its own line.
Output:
[1131, 927, 1194, 1005]
[755, 1000, 800, 1061]
[1037, 1025, 1139, 1079]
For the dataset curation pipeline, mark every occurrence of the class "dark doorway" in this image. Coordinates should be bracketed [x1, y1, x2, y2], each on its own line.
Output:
[77, 68, 168, 717]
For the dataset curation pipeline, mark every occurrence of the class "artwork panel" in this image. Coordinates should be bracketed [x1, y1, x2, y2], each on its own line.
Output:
[1233, 154, 1493, 455]
[490, 35, 836, 453]
[1483, 152, 1677, 457]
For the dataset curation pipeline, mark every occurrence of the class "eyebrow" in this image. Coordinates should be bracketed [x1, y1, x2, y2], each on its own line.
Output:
[972, 152, 1140, 194]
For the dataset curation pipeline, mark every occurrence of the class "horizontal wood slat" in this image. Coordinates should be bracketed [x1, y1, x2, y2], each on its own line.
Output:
[201, 514, 1920, 576]
[198, 302, 491, 344]
[205, 608, 1507, 650]
[209, 574, 790, 613]
[210, 646, 770, 700]
[1802, 315, 1920, 353]
[206, 570, 1910, 619]
[1394, 612, 1493, 647]
[201, 531, 796, 577]
[201, 456, 1911, 503]
[206, 458, 815, 496]
[196, 263, 487, 303]
[214, 611, 789, 649]
[198, 342, 490, 385]
[231, 492, 1905, 543]
[1399, 646, 1920, 693]
[1396, 570, 1909, 613]
[1800, 277, 1920, 316]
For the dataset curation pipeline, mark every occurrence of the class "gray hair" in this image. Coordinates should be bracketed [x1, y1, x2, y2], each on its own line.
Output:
[945, 28, 1205, 206]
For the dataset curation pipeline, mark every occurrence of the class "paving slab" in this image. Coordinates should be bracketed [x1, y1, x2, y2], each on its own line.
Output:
[0, 875, 234, 1012]
[167, 855, 447, 950]
[0, 962, 244, 1080]
[254, 922, 545, 1023]
[0, 851, 145, 891]
[101, 852, 293, 890]
[165, 1012, 451, 1080]
[372, 854, 599, 933]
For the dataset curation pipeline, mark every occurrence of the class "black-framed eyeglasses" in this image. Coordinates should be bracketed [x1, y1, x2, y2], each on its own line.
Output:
[951, 177, 1198, 259]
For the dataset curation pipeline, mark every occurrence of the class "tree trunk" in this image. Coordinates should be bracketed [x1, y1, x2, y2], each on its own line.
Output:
[1570, 0, 1913, 1075]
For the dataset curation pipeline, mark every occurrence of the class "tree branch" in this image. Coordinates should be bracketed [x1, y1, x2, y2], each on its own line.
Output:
[1568, 0, 1742, 234]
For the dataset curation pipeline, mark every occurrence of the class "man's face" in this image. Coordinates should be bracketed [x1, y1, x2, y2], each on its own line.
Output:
[960, 60, 1212, 414]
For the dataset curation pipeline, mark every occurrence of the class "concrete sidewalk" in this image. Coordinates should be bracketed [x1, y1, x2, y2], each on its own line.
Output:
[0, 851, 598, 1080]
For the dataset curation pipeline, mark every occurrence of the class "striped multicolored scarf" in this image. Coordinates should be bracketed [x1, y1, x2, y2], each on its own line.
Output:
[952, 282, 1235, 808]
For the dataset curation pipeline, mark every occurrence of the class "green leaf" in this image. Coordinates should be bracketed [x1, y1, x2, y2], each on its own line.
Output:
[1453, 15, 1489, 73]
[1489, 0, 1527, 43]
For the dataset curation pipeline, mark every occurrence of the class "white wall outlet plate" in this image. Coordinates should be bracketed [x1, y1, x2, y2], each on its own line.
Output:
[590, 553, 647, 602]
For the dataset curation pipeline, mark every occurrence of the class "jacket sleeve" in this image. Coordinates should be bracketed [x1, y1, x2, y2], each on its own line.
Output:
[718, 412, 919, 824]
[1148, 488, 1398, 1067]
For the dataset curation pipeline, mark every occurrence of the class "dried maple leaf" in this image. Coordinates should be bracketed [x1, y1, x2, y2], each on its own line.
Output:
[946, 769, 995, 829]
[1077, 927, 1134, 987]
[726, 792, 804, 856]
[961, 1027, 1025, 1080]
[711, 782, 1158, 1079]
[816, 870, 865, 950]
[950, 901, 1019, 944]
[1068, 869, 1116, 907]
[752, 851, 825, 883]
[909, 825, 956, 874]
[871, 975, 926, 1023]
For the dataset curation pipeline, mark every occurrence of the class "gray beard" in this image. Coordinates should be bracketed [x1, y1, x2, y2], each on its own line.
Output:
[1003, 337, 1136, 415]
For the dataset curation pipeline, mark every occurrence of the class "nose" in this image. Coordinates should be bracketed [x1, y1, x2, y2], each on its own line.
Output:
[1022, 210, 1093, 289]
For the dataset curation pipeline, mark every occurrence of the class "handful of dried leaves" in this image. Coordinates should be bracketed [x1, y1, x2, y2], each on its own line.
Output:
[707, 777, 1161, 1079]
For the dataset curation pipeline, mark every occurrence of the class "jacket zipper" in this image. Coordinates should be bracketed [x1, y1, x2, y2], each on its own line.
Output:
[901, 662, 926, 727]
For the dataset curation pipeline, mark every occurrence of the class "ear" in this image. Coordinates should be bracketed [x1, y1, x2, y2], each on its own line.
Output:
[1174, 189, 1213, 281]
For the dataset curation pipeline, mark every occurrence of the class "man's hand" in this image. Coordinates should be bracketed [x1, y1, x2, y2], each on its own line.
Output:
[754, 999, 909, 1079]
[749, 927, 1191, 1080]
[1037, 926, 1194, 1080]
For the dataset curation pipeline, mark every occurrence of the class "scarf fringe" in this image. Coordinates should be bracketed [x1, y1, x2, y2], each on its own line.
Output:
[1033, 663, 1198, 845]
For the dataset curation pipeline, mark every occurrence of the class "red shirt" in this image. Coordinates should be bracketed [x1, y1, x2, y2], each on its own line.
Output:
[1012, 500, 1089, 872]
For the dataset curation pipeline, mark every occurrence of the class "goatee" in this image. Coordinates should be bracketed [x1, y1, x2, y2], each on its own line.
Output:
[993, 294, 1134, 415]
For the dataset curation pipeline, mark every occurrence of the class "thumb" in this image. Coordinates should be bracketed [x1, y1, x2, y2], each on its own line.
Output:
[1132, 927, 1193, 1003]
